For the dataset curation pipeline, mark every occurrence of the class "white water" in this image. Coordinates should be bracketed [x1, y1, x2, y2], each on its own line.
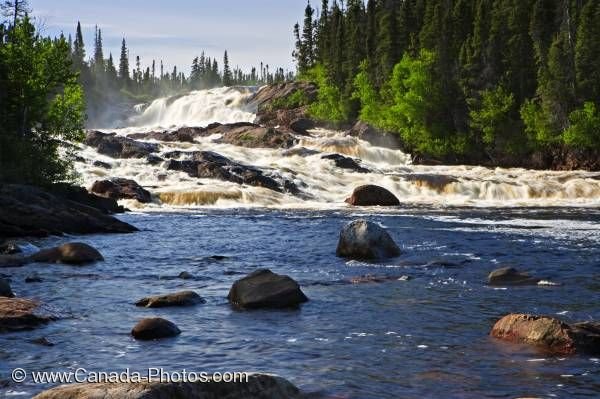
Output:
[73, 87, 600, 209]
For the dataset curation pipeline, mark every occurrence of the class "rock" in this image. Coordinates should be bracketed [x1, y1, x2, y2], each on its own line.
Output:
[0, 255, 27, 268]
[289, 117, 315, 135]
[178, 271, 194, 280]
[402, 174, 458, 193]
[250, 81, 318, 111]
[85, 130, 159, 158]
[135, 291, 205, 308]
[228, 269, 308, 309]
[25, 273, 43, 283]
[0, 241, 21, 255]
[0, 278, 14, 297]
[336, 219, 401, 260]
[282, 147, 320, 157]
[165, 151, 298, 194]
[129, 128, 200, 143]
[92, 160, 112, 169]
[47, 183, 126, 215]
[32, 373, 301, 399]
[490, 314, 600, 355]
[91, 178, 152, 203]
[30, 337, 54, 346]
[0, 298, 54, 332]
[214, 124, 296, 149]
[347, 274, 411, 284]
[146, 154, 164, 165]
[322, 154, 369, 173]
[347, 121, 404, 149]
[487, 267, 541, 286]
[0, 184, 136, 238]
[345, 185, 400, 206]
[30, 243, 104, 265]
[131, 317, 181, 340]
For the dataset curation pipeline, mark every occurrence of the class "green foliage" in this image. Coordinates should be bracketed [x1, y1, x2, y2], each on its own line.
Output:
[562, 102, 600, 149]
[268, 89, 310, 111]
[469, 86, 514, 146]
[304, 64, 349, 123]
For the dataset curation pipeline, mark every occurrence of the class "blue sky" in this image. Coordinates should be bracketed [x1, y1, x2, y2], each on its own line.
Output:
[29, 0, 311, 74]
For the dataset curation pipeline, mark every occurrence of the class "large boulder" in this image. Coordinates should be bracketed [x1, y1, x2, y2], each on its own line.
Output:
[228, 269, 308, 309]
[487, 267, 541, 286]
[85, 130, 159, 158]
[346, 121, 403, 149]
[30, 243, 104, 265]
[135, 291, 205, 308]
[322, 154, 369, 173]
[0, 298, 54, 332]
[91, 178, 152, 203]
[336, 219, 401, 260]
[345, 185, 400, 206]
[491, 314, 600, 355]
[214, 124, 296, 149]
[0, 184, 137, 239]
[250, 82, 318, 112]
[131, 317, 181, 340]
[0, 278, 14, 297]
[32, 373, 301, 399]
[47, 183, 126, 214]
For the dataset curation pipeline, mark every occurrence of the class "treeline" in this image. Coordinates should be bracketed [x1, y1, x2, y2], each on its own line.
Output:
[0, 1, 85, 185]
[293, 0, 600, 159]
[72, 23, 294, 124]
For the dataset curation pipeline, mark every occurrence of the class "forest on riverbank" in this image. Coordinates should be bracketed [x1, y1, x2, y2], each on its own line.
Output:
[292, 0, 600, 162]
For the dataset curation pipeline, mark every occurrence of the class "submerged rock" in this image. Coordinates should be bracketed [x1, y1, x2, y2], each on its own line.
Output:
[30, 243, 104, 265]
[402, 174, 459, 193]
[92, 160, 112, 169]
[336, 219, 401, 260]
[491, 313, 600, 355]
[85, 130, 159, 158]
[91, 178, 152, 203]
[345, 185, 400, 206]
[322, 154, 369, 173]
[32, 373, 301, 399]
[0, 278, 14, 297]
[135, 291, 205, 308]
[178, 271, 194, 280]
[25, 273, 43, 283]
[30, 337, 55, 346]
[131, 317, 181, 340]
[487, 267, 541, 286]
[0, 298, 54, 332]
[347, 274, 411, 284]
[228, 269, 308, 309]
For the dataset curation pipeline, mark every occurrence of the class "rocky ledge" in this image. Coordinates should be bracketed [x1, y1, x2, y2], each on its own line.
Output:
[0, 297, 55, 332]
[0, 184, 137, 239]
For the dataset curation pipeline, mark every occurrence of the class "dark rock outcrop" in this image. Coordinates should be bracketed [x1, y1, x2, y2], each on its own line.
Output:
[0, 184, 137, 239]
[30, 243, 104, 265]
[250, 82, 318, 111]
[336, 219, 401, 260]
[91, 178, 152, 203]
[491, 314, 600, 355]
[214, 124, 296, 149]
[165, 151, 298, 194]
[402, 174, 459, 193]
[85, 130, 159, 158]
[345, 185, 400, 206]
[32, 373, 302, 399]
[322, 154, 369, 173]
[228, 269, 308, 309]
[131, 317, 181, 340]
[0, 241, 21, 255]
[487, 267, 541, 286]
[289, 117, 316, 135]
[92, 160, 112, 169]
[48, 183, 126, 214]
[0, 278, 14, 297]
[347, 121, 404, 149]
[135, 291, 205, 308]
[0, 298, 54, 332]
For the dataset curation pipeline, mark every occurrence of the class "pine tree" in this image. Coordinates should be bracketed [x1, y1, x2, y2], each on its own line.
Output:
[118, 38, 130, 85]
[315, 0, 330, 63]
[93, 26, 105, 76]
[73, 21, 85, 68]
[223, 50, 232, 86]
[301, 1, 315, 68]
[575, 0, 600, 104]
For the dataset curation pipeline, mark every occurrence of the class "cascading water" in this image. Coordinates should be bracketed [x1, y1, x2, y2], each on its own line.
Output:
[74, 87, 600, 209]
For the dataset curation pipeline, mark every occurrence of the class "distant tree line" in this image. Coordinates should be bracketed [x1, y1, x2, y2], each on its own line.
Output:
[294, 0, 600, 159]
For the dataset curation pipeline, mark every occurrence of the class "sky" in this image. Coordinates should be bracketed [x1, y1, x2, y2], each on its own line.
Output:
[28, 0, 311, 75]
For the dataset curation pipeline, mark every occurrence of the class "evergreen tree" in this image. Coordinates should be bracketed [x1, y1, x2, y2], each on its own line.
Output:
[73, 21, 85, 68]
[93, 26, 105, 76]
[574, 0, 600, 104]
[223, 50, 232, 86]
[118, 38, 129, 85]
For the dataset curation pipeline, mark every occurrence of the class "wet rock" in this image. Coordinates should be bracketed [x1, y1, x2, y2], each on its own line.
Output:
[30, 337, 54, 346]
[289, 117, 315, 135]
[214, 124, 296, 149]
[32, 373, 301, 399]
[487, 267, 541, 286]
[85, 130, 159, 158]
[165, 151, 296, 194]
[91, 178, 152, 203]
[178, 271, 194, 280]
[135, 291, 205, 308]
[131, 317, 181, 340]
[282, 147, 320, 157]
[347, 121, 404, 149]
[0, 255, 27, 268]
[228, 269, 308, 309]
[402, 174, 458, 193]
[0, 278, 14, 297]
[0, 241, 21, 255]
[30, 243, 104, 265]
[0, 298, 54, 332]
[345, 185, 400, 206]
[209, 255, 229, 261]
[322, 154, 369, 173]
[250, 81, 318, 111]
[146, 154, 164, 165]
[92, 160, 112, 169]
[129, 128, 199, 143]
[336, 219, 401, 260]
[47, 183, 126, 215]
[0, 184, 136, 238]
[348, 274, 411, 284]
[491, 313, 600, 355]
[25, 273, 43, 283]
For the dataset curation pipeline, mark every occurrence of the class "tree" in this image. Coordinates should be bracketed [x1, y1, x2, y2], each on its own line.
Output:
[223, 50, 232, 86]
[1, 0, 30, 27]
[301, 1, 315, 68]
[93, 26, 105, 77]
[118, 38, 129, 85]
[575, 0, 600, 104]
[72, 21, 85, 68]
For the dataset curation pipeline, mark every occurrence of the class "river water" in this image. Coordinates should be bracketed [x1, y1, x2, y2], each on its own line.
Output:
[1, 87, 599, 398]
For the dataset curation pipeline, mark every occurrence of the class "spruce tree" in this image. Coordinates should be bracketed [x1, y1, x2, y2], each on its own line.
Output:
[118, 38, 130, 85]
[223, 50, 232, 86]
[73, 21, 85, 68]
[574, 0, 600, 104]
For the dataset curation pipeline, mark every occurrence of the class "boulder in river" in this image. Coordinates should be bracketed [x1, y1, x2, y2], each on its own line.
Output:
[0, 241, 21, 255]
[135, 291, 205, 308]
[85, 130, 159, 158]
[32, 373, 302, 399]
[346, 121, 404, 149]
[131, 317, 181, 340]
[336, 219, 401, 260]
[214, 124, 297, 149]
[322, 154, 369, 173]
[487, 267, 541, 286]
[491, 313, 600, 355]
[345, 185, 400, 206]
[0, 278, 14, 297]
[91, 178, 153, 203]
[0, 184, 136, 238]
[228, 269, 308, 309]
[0, 298, 54, 332]
[30, 243, 104, 265]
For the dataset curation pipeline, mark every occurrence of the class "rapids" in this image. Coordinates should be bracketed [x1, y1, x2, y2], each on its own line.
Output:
[74, 87, 600, 208]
